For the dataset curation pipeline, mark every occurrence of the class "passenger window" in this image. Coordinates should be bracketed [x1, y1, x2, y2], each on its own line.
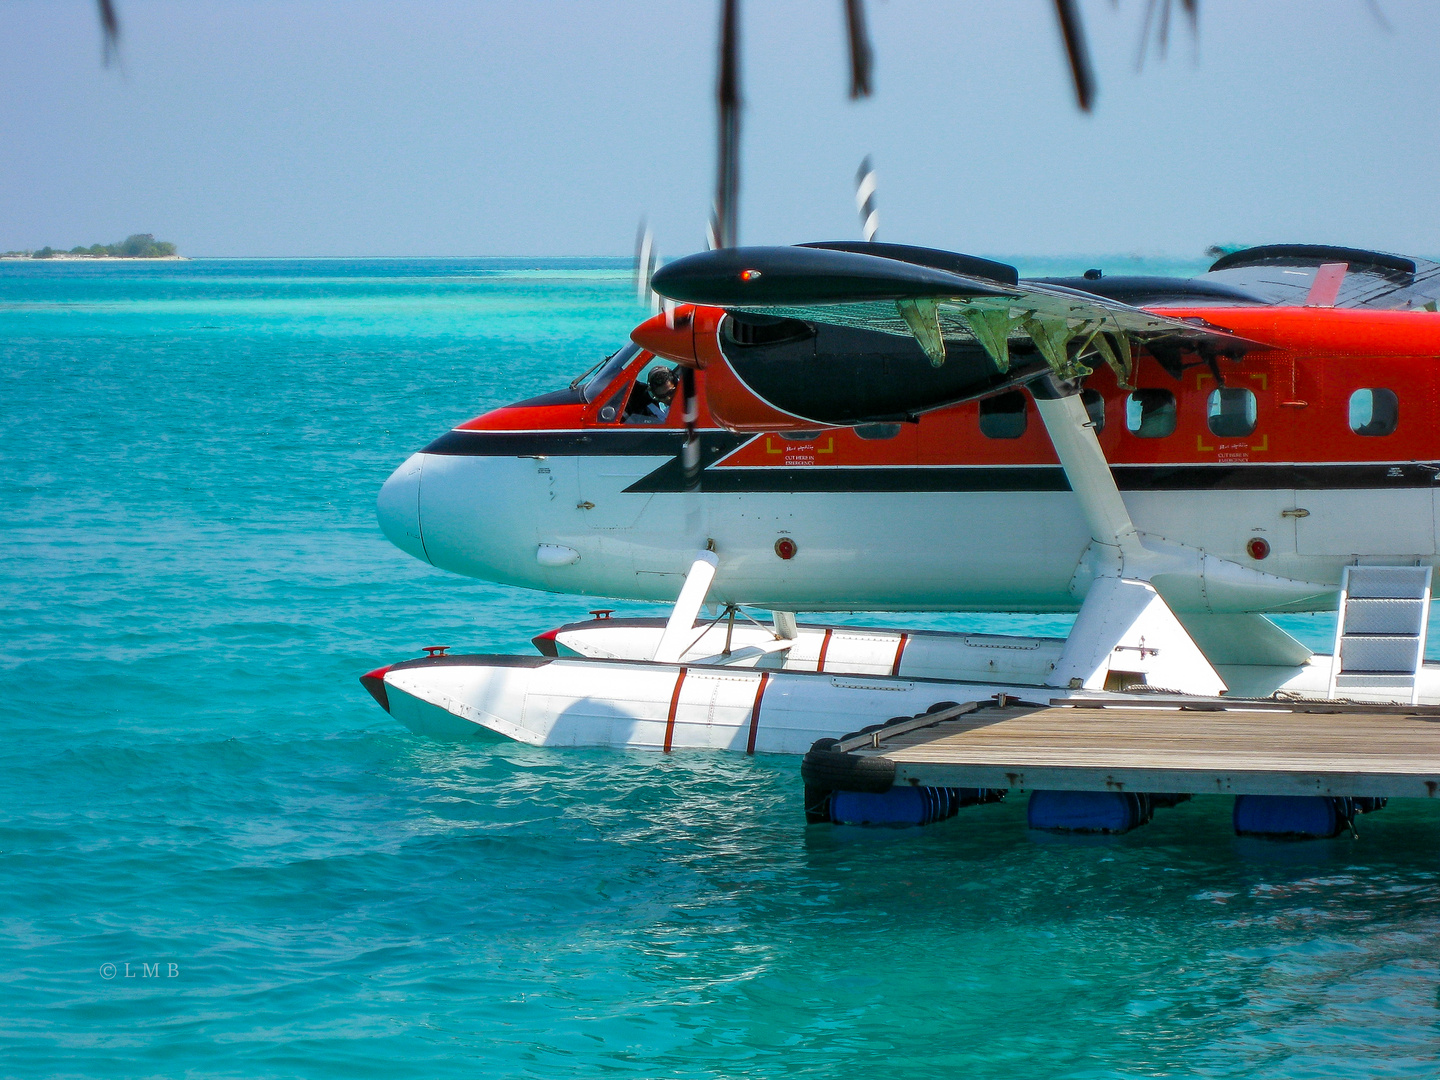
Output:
[1126, 389, 1177, 438]
[1349, 388, 1398, 436]
[622, 359, 681, 424]
[979, 391, 1027, 439]
[854, 423, 902, 441]
[1207, 387, 1257, 437]
[1081, 389, 1105, 432]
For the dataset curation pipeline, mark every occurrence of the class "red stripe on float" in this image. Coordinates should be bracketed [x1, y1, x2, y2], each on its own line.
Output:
[663, 666, 688, 753]
[890, 633, 909, 677]
[359, 666, 394, 712]
[745, 670, 771, 755]
[530, 628, 561, 657]
[816, 628, 834, 672]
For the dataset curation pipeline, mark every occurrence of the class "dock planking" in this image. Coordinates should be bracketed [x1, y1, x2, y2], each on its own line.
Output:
[855, 703, 1440, 799]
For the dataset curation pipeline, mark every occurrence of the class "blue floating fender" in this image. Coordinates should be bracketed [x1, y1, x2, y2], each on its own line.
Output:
[1233, 795, 1354, 839]
[829, 786, 1001, 826]
[1027, 790, 1151, 834]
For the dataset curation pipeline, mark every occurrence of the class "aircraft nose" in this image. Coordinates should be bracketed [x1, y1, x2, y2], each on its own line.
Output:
[377, 452, 430, 563]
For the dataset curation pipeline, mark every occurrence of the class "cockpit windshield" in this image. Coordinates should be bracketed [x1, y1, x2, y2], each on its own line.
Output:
[572, 343, 640, 402]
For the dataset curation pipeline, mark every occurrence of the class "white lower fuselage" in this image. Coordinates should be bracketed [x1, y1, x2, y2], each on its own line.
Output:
[381, 442, 1440, 614]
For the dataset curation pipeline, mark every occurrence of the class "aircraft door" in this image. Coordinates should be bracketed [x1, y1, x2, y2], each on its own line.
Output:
[516, 454, 580, 535]
[1293, 486, 1437, 556]
[578, 356, 680, 531]
[1292, 387, 1437, 557]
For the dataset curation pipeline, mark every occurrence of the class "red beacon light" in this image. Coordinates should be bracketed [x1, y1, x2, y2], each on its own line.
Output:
[1246, 537, 1271, 560]
[739, 269, 763, 282]
[774, 537, 797, 560]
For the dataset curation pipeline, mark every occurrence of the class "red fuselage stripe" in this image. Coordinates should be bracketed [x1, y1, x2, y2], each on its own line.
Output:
[746, 671, 771, 755]
[890, 633, 909, 677]
[663, 666, 688, 753]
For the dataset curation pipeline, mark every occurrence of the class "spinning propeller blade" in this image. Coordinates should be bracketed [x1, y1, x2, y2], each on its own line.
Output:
[634, 221, 659, 315]
[855, 157, 878, 243]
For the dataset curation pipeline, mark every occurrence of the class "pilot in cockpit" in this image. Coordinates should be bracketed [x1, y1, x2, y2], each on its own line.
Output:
[623, 364, 679, 423]
[645, 366, 677, 418]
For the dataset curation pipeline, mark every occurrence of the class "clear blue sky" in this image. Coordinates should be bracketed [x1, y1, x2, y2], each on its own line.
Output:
[2, 1, 1435, 258]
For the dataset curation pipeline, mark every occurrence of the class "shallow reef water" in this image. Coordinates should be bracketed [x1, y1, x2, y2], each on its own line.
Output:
[3, 257, 1440, 1078]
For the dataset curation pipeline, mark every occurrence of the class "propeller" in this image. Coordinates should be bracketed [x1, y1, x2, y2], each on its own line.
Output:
[635, 221, 659, 315]
[1135, 0, 1199, 69]
[631, 222, 696, 491]
[635, 219, 680, 332]
[855, 156, 878, 242]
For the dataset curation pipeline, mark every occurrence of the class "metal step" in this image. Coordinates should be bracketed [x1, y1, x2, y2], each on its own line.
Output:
[1329, 565, 1432, 704]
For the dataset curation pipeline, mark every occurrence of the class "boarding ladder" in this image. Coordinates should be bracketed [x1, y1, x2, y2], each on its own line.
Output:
[1328, 565, 1433, 704]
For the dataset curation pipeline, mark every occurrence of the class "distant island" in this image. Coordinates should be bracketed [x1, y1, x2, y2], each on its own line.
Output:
[1, 234, 184, 260]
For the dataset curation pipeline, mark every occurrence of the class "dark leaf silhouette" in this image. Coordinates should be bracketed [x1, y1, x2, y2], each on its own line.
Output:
[96, 0, 119, 64]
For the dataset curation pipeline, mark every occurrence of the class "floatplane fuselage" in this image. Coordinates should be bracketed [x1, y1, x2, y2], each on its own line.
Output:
[381, 251, 1440, 617]
[363, 245, 1440, 829]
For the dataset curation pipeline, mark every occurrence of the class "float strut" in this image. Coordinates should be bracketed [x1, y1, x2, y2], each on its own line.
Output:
[653, 551, 720, 663]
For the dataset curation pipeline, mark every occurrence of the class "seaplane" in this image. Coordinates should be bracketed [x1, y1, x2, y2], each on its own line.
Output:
[362, 241, 1440, 836]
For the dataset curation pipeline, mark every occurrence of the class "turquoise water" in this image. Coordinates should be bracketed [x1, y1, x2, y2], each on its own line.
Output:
[4, 258, 1440, 1077]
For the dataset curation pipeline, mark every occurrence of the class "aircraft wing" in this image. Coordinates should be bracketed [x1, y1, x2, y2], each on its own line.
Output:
[652, 243, 1263, 385]
[1204, 244, 1440, 310]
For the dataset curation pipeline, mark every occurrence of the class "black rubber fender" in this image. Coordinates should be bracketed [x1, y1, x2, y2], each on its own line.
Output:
[801, 738, 897, 795]
[803, 784, 832, 824]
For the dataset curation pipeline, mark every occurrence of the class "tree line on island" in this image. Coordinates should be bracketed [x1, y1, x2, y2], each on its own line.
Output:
[4, 234, 179, 259]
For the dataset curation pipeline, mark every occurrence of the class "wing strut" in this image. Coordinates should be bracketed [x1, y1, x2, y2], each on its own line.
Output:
[1031, 387, 1227, 695]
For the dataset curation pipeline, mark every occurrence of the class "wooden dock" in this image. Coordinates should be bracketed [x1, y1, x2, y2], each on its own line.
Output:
[849, 697, 1440, 799]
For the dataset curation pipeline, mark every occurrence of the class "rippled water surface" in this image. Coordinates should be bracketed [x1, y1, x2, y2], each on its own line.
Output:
[4, 258, 1440, 1078]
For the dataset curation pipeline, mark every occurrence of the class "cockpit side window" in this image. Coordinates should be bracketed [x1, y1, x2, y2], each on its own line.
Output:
[622, 358, 682, 424]
[575, 343, 641, 403]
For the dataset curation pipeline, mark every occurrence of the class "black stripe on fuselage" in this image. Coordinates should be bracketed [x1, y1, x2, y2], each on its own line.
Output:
[417, 430, 1440, 492]
[685, 466, 1071, 493]
[423, 428, 718, 457]
[681, 463, 1440, 493]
